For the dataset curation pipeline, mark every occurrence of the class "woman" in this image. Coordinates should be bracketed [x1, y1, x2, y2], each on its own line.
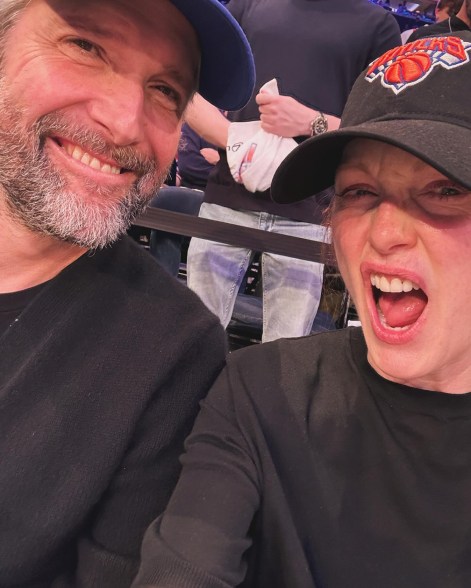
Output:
[134, 33, 471, 588]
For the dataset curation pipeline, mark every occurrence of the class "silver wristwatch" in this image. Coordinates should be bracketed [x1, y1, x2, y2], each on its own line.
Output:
[310, 112, 328, 137]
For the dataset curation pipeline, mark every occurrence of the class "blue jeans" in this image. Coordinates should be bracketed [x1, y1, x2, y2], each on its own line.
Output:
[187, 203, 329, 342]
[148, 186, 204, 276]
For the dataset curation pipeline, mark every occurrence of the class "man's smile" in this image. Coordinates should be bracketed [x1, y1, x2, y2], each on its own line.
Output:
[51, 137, 129, 176]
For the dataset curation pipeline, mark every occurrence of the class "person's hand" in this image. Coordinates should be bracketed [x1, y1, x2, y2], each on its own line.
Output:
[200, 148, 220, 165]
[255, 92, 315, 137]
[255, 92, 340, 137]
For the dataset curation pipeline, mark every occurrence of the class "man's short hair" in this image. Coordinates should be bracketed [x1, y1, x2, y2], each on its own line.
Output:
[436, 0, 464, 16]
[0, 0, 31, 61]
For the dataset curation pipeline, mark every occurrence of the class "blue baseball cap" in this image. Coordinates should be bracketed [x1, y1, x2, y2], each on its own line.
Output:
[170, 0, 255, 111]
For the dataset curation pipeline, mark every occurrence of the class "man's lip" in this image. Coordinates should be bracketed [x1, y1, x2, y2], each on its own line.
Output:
[53, 136, 125, 171]
[46, 136, 136, 184]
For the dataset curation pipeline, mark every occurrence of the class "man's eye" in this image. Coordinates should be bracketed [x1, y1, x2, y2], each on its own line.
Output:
[70, 38, 100, 55]
[151, 84, 181, 111]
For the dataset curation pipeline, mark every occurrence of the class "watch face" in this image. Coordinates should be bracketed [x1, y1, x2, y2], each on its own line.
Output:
[313, 115, 328, 135]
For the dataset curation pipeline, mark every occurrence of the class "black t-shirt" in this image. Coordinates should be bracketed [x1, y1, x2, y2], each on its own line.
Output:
[203, 0, 402, 222]
[0, 282, 46, 336]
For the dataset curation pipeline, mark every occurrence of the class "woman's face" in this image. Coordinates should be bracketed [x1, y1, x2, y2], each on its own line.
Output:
[332, 138, 471, 393]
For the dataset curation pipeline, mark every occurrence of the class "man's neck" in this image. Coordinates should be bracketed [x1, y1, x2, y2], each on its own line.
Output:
[0, 200, 86, 294]
[456, 5, 471, 27]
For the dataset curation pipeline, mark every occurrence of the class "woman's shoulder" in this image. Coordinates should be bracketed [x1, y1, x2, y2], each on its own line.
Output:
[225, 328, 366, 405]
[230, 327, 363, 371]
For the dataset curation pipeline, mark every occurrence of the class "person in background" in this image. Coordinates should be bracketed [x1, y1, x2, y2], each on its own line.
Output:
[0, 0, 254, 584]
[408, 0, 469, 39]
[148, 122, 220, 275]
[133, 32, 471, 588]
[184, 0, 401, 343]
[435, 0, 464, 21]
[401, 0, 463, 42]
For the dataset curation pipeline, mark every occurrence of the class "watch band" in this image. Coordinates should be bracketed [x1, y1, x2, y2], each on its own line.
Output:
[310, 112, 328, 137]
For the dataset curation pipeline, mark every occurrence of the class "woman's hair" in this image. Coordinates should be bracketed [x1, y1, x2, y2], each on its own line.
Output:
[0, 0, 31, 64]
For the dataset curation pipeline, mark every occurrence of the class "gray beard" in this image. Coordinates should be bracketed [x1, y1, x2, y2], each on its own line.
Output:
[0, 91, 169, 249]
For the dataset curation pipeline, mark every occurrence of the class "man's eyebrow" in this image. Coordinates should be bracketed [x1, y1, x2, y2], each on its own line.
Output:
[61, 15, 127, 44]
[151, 65, 196, 89]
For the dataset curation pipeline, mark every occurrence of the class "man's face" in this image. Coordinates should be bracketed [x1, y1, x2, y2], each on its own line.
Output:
[0, 0, 199, 248]
[435, 6, 449, 22]
[466, 0, 471, 23]
[332, 139, 471, 393]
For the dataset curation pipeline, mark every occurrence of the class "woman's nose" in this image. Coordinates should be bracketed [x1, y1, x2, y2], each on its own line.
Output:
[368, 200, 418, 255]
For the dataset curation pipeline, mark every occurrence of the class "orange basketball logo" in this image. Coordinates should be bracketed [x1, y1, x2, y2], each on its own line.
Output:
[366, 36, 471, 94]
[384, 53, 431, 85]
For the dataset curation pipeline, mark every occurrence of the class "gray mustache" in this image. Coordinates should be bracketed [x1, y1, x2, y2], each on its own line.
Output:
[34, 113, 157, 178]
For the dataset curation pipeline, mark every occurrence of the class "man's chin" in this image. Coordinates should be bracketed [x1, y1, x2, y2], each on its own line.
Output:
[25, 188, 144, 249]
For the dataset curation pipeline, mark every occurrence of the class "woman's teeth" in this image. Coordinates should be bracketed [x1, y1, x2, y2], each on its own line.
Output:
[370, 274, 420, 293]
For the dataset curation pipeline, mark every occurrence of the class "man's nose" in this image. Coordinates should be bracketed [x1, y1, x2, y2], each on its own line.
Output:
[87, 77, 146, 147]
[368, 200, 418, 255]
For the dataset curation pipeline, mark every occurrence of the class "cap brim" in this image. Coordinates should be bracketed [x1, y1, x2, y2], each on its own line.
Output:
[170, 0, 255, 111]
[271, 119, 471, 204]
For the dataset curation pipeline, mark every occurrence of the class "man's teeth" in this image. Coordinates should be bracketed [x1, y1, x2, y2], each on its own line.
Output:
[370, 274, 420, 293]
[64, 143, 121, 175]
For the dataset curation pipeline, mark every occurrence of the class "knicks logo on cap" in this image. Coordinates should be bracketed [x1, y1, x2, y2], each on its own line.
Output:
[366, 36, 471, 94]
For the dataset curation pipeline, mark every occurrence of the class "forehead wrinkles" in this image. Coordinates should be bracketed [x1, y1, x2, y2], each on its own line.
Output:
[338, 139, 431, 180]
[46, 0, 199, 53]
[47, 0, 200, 90]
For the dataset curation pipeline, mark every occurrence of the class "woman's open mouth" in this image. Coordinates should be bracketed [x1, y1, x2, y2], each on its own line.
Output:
[370, 273, 428, 331]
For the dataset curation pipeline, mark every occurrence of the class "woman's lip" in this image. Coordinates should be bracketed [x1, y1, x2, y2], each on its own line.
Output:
[368, 300, 427, 345]
[361, 263, 426, 292]
[365, 282, 428, 345]
[360, 262, 428, 345]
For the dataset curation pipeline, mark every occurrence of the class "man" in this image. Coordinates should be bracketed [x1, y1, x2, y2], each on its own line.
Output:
[148, 122, 220, 275]
[401, 0, 463, 43]
[185, 0, 401, 343]
[435, 0, 464, 21]
[0, 0, 254, 585]
[408, 0, 469, 39]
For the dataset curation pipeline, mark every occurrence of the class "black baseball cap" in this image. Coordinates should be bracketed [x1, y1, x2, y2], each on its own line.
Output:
[271, 32, 471, 204]
[170, 0, 255, 111]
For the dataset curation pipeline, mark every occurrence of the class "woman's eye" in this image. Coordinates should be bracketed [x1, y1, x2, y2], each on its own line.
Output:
[424, 181, 469, 200]
[437, 186, 463, 198]
[335, 187, 376, 199]
[332, 184, 379, 211]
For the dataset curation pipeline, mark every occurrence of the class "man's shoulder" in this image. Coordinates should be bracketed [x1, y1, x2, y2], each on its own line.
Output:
[72, 236, 224, 336]
[408, 20, 450, 41]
